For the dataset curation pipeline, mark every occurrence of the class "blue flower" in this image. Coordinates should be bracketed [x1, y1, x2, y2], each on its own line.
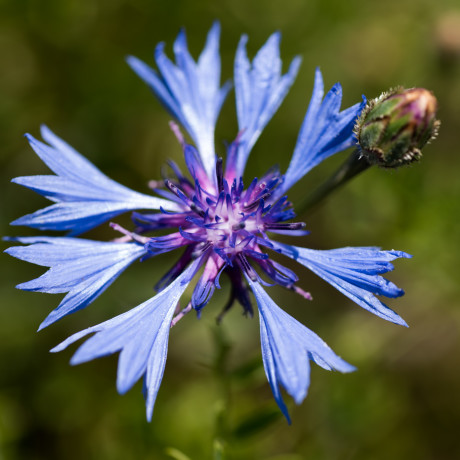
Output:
[6, 23, 410, 422]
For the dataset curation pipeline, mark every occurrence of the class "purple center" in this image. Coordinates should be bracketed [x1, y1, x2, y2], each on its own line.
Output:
[129, 140, 309, 317]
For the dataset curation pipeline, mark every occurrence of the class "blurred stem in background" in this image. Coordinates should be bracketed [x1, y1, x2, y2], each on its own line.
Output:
[210, 326, 284, 460]
[164, 327, 231, 460]
[212, 326, 232, 460]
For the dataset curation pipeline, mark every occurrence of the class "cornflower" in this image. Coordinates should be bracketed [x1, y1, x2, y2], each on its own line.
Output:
[6, 23, 410, 423]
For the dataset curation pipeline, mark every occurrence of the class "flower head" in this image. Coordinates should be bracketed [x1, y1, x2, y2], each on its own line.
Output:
[6, 23, 410, 422]
[355, 87, 440, 168]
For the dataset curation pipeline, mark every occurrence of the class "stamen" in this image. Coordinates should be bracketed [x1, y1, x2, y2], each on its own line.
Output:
[216, 157, 224, 192]
[165, 160, 190, 185]
[243, 192, 271, 211]
[165, 180, 205, 217]
[192, 196, 206, 214]
[147, 232, 186, 250]
[192, 242, 212, 258]
[237, 253, 258, 281]
[171, 302, 192, 328]
[178, 227, 206, 242]
[254, 236, 275, 250]
[141, 153, 310, 302]
[160, 206, 187, 215]
[153, 187, 184, 204]
[214, 263, 227, 289]
[291, 285, 313, 301]
[265, 222, 306, 230]
[192, 267, 217, 310]
[236, 235, 254, 249]
[255, 258, 298, 286]
[262, 203, 272, 214]
[110, 222, 150, 244]
[232, 222, 246, 231]
[164, 179, 188, 202]
[213, 247, 234, 266]
[223, 179, 230, 195]
[169, 121, 186, 147]
[229, 232, 237, 248]
[111, 235, 132, 244]
[185, 215, 207, 228]
[271, 260, 299, 283]
[194, 179, 202, 200]
[148, 180, 163, 189]
[226, 194, 235, 219]
[266, 177, 280, 189]
[237, 178, 244, 195]
[245, 249, 269, 260]
[215, 191, 226, 217]
[230, 178, 237, 197]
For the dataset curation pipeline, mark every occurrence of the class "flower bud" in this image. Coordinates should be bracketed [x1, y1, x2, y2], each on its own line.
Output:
[355, 87, 440, 168]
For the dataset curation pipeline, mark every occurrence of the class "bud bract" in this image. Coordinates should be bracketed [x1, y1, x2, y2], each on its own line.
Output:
[355, 87, 439, 168]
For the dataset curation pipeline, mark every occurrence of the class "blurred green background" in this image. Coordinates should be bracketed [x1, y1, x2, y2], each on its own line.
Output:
[1, 0, 460, 459]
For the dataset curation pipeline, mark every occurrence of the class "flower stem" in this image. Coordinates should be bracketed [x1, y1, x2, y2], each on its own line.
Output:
[296, 149, 371, 215]
[212, 326, 231, 458]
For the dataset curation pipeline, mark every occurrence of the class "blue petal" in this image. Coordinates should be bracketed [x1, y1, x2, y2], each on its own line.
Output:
[50, 257, 202, 421]
[274, 243, 411, 326]
[248, 279, 355, 422]
[259, 315, 291, 423]
[230, 33, 301, 179]
[126, 22, 231, 182]
[5, 236, 148, 330]
[11, 126, 180, 234]
[275, 68, 366, 197]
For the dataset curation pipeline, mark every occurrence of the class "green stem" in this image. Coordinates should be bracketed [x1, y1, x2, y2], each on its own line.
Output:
[212, 326, 231, 459]
[296, 149, 371, 215]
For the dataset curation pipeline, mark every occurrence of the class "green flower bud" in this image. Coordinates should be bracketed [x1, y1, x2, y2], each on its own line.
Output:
[355, 87, 440, 168]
